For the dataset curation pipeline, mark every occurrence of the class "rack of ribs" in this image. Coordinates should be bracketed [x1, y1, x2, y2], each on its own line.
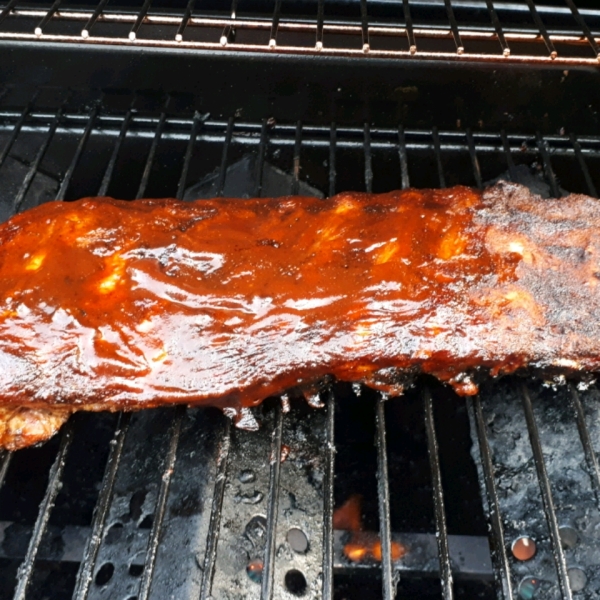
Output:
[1, 181, 599, 449]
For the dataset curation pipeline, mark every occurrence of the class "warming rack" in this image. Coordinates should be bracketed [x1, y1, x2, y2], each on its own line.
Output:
[0, 0, 600, 65]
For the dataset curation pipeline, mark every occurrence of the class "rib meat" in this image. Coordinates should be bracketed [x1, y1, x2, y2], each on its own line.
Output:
[1, 182, 599, 449]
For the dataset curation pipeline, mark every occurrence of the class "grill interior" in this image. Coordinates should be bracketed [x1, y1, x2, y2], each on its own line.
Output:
[2, 1, 600, 599]
[0, 85, 600, 599]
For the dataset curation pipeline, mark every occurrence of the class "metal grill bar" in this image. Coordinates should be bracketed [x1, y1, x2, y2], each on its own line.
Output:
[403, 0, 416, 54]
[423, 386, 454, 600]
[260, 404, 284, 600]
[292, 120, 302, 195]
[254, 118, 269, 197]
[329, 122, 336, 197]
[375, 398, 395, 600]
[466, 128, 482, 189]
[136, 97, 169, 199]
[398, 125, 410, 189]
[35, 0, 62, 37]
[137, 406, 185, 600]
[13, 103, 65, 213]
[432, 126, 446, 188]
[0, 451, 11, 490]
[129, 0, 153, 41]
[56, 104, 98, 200]
[520, 384, 573, 600]
[0, 90, 38, 171]
[316, 0, 324, 50]
[81, 0, 109, 38]
[220, 0, 238, 46]
[98, 106, 134, 197]
[0, 0, 18, 27]
[570, 132, 598, 198]
[469, 396, 514, 600]
[216, 116, 234, 196]
[364, 122, 373, 193]
[500, 129, 518, 182]
[485, 0, 509, 57]
[176, 110, 203, 200]
[444, 0, 464, 54]
[175, 0, 196, 42]
[322, 390, 335, 600]
[360, 0, 370, 52]
[2, 34, 595, 66]
[269, 0, 282, 48]
[535, 131, 560, 198]
[13, 421, 74, 600]
[199, 418, 231, 600]
[565, 0, 599, 58]
[569, 385, 600, 510]
[72, 413, 132, 600]
[525, 0, 557, 58]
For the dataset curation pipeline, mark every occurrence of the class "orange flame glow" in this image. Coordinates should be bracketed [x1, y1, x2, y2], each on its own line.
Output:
[333, 494, 407, 563]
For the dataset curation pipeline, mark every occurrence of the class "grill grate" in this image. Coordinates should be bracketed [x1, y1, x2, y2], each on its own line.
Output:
[71, 412, 132, 600]
[1, 88, 600, 599]
[520, 385, 572, 600]
[471, 395, 514, 599]
[375, 398, 394, 599]
[12, 423, 74, 600]
[424, 387, 454, 600]
[0, 0, 599, 65]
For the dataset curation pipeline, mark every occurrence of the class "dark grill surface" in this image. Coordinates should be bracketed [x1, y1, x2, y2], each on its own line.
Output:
[0, 86, 600, 600]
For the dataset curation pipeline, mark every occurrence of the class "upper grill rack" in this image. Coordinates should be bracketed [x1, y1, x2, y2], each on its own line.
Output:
[1, 0, 600, 65]
[1, 89, 600, 599]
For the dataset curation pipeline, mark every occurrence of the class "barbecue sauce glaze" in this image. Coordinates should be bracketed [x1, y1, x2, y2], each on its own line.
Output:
[1, 182, 600, 448]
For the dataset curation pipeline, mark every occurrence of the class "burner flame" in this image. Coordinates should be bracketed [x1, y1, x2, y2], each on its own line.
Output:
[333, 495, 407, 563]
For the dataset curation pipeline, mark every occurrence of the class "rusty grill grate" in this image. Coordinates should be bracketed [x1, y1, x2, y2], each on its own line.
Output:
[0, 88, 600, 599]
[0, 0, 599, 65]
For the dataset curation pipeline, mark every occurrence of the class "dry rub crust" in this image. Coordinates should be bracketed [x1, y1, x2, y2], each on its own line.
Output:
[1, 182, 600, 449]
